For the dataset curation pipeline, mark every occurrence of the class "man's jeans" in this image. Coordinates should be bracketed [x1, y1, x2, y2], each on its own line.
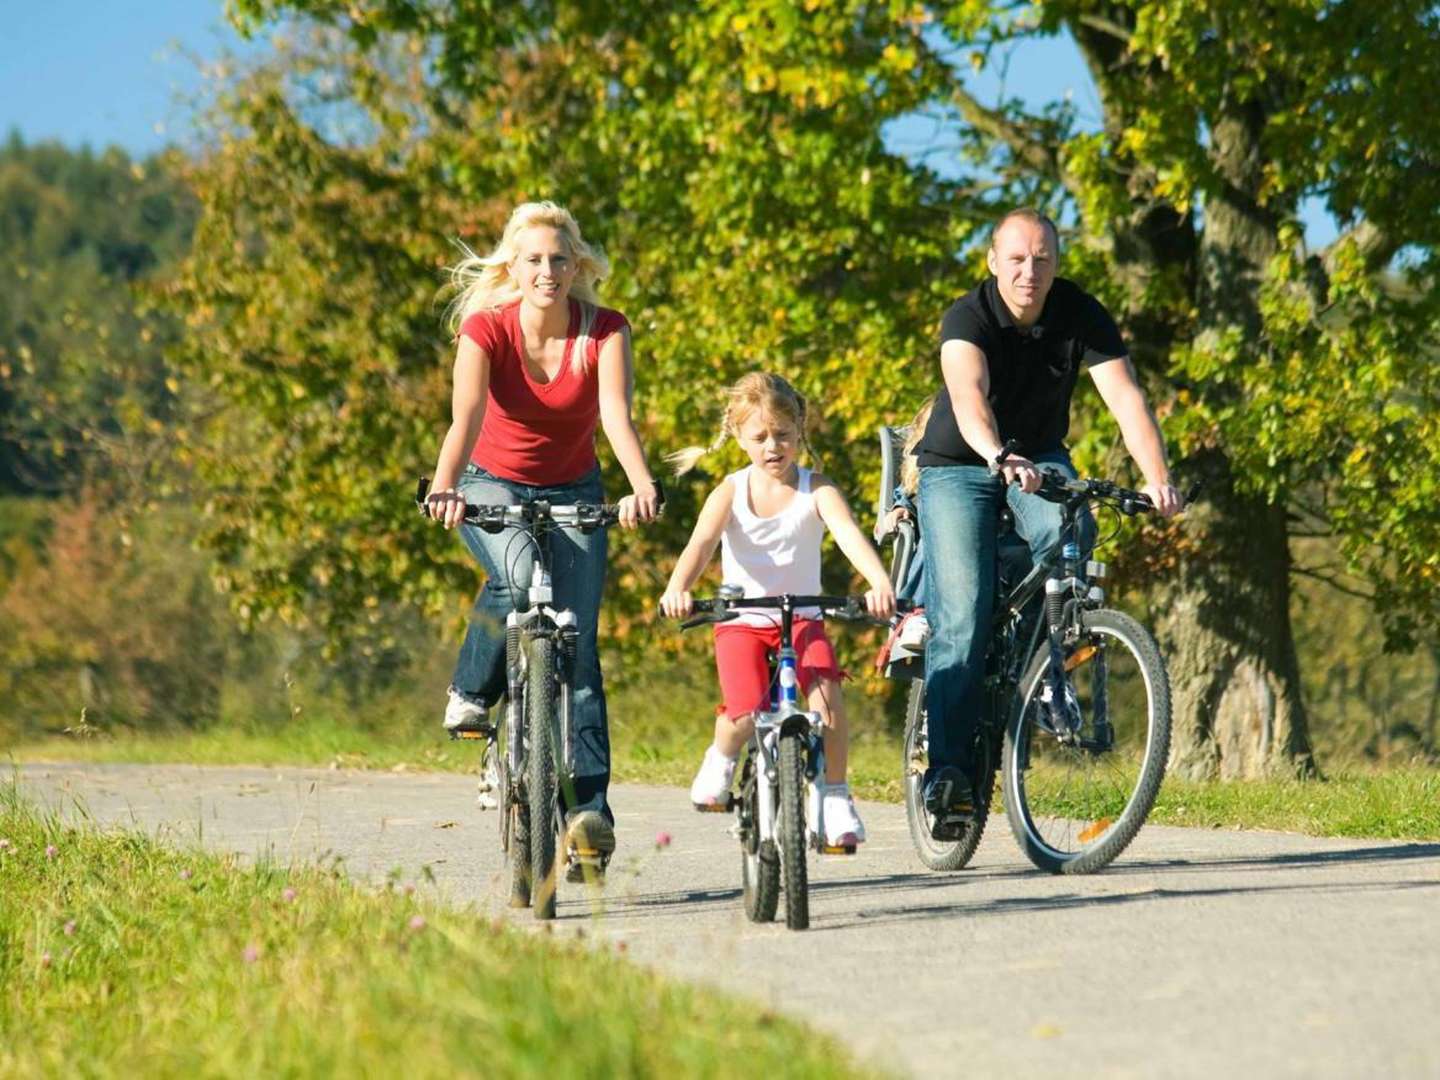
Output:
[452, 463, 612, 820]
[917, 453, 1095, 785]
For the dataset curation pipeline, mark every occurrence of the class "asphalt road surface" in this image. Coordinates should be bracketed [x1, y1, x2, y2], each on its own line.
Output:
[16, 762, 1440, 1078]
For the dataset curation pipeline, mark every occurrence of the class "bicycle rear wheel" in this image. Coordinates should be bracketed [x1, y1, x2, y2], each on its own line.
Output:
[902, 680, 994, 871]
[527, 634, 560, 919]
[1003, 608, 1171, 874]
[777, 733, 810, 930]
[738, 750, 779, 923]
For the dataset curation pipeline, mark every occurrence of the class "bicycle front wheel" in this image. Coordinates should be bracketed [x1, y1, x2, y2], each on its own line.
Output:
[902, 679, 993, 872]
[777, 733, 810, 931]
[1003, 608, 1171, 874]
[527, 634, 560, 919]
[499, 715, 532, 909]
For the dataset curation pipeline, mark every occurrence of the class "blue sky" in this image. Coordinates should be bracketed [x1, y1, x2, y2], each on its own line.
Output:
[2, 2, 1334, 245]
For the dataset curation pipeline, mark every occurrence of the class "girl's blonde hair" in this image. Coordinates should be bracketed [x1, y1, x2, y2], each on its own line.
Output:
[899, 392, 939, 495]
[444, 201, 610, 375]
[666, 372, 815, 476]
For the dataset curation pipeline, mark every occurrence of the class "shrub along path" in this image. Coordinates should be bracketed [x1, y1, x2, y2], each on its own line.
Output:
[16, 762, 1440, 1078]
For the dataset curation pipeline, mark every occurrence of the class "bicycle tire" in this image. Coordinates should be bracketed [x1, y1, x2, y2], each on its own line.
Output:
[902, 679, 994, 872]
[738, 751, 779, 923]
[1003, 608, 1171, 874]
[777, 733, 810, 931]
[527, 634, 560, 919]
[498, 709, 532, 908]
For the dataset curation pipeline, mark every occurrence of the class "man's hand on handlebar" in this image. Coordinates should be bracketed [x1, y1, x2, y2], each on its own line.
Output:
[425, 487, 468, 530]
[1142, 481, 1185, 519]
[990, 444, 1042, 494]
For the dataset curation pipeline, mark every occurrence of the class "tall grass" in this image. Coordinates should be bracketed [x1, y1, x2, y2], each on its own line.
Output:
[0, 784, 879, 1079]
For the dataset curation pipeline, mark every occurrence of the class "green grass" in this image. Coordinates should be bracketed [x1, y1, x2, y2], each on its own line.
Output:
[14, 720, 1440, 840]
[0, 785, 879, 1079]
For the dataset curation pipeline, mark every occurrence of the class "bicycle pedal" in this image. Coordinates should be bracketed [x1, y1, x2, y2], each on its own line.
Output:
[565, 850, 609, 885]
[819, 843, 857, 856]
[692, 796, 734, 813]
[448, 725, 495, 742]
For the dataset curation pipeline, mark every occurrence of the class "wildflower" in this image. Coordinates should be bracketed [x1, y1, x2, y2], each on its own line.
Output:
[0, 838, 10, 851]
[179, 868, 193, 881]
[655, 830, 673, 849]
[40, 952, 52, 969]
[408, 915, 426, 932]
[63, 920, 76, 937]
[45, 844, 58, 860]
[243, 943, 262, 964]
[282, 887, 297, 903]
[403, 883, 416, 896]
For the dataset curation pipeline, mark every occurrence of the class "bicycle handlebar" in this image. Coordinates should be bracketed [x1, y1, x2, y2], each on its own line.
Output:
[414, 476, 664, 532]
[676, 594, 912, 631]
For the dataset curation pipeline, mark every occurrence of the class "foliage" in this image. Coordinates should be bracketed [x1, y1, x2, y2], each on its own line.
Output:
[0, 787, 879, 1078]
[0, 134, 194, 495]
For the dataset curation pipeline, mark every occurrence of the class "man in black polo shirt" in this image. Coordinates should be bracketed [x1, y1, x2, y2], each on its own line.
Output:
[915, 207, 1183, 832]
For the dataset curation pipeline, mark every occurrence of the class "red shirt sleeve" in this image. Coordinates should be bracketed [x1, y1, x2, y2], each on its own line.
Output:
[459, 309, 503, 353]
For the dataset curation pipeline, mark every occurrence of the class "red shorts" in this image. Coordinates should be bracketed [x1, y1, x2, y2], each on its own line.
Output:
[713, 619, 846, 720]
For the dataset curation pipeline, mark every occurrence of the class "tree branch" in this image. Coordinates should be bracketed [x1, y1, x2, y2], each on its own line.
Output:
[949, 85, 1071, 194]
[1291, 564, 1375, 601]
[1321, 218, 1399, 276]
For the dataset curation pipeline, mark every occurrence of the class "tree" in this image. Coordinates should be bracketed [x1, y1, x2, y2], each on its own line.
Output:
[211, 1, 1440, 771]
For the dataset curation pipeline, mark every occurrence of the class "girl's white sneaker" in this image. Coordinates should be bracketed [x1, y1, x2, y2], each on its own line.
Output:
[822, 784, 866, 847]
[689, 745, 737, 810]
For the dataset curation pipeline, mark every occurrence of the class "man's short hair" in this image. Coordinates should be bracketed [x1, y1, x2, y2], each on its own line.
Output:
[990, 207, 1060, 252]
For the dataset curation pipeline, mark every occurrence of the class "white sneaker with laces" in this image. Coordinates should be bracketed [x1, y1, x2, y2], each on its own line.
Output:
[689, 745, 737, 808]
[895, 611, 931, 652]
[443, 687, 487, 731]
[822, 783, 866, 846]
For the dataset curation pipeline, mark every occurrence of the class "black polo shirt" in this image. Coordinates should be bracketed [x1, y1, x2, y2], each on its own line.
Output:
[916, 276, 1127, 468]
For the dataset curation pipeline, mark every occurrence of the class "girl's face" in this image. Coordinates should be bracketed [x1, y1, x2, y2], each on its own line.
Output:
[510, 225, 576, 309]
[735, 407, 800, 481]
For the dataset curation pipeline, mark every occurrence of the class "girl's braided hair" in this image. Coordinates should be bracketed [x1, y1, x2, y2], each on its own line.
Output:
[665, 371, 816, 475]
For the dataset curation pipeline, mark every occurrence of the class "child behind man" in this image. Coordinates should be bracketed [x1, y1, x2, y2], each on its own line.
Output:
[881, 393, 938, 653]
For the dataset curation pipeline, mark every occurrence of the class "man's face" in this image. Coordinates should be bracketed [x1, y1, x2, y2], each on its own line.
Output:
[987, 217, 1057, 326]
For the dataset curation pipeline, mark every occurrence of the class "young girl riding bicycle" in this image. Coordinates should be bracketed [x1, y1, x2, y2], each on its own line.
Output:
[659, 373, 895, 848]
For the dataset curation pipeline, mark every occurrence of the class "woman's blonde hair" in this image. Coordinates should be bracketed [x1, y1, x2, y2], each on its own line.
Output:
[444, 201, 610, 375]
[899, 392, 939, 495]
[666, 372, 815, 476]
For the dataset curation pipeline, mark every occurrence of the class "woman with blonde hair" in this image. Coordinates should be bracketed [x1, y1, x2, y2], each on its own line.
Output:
[659, 372, 895, 847]
[424, 201, 661, 865]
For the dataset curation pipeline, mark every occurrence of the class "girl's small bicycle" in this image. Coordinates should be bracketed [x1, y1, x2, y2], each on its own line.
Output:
[677, 591, 887, 931]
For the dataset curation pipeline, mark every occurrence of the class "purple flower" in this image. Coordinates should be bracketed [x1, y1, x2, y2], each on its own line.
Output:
[40, 952, 52, 969]
[655, 830, 673, 849]
[403, 883, 416, 896]
[282, 887, 297, 903]
[179, 868, 193, 881]
[45, 844, 58, 860]
[243, 942, 262, 964]
[63, 920, 76, 937]
[408, 915, 426, 932]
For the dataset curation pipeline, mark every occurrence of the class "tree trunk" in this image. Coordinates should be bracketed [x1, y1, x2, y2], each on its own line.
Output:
[1157, 103, 1317, 779]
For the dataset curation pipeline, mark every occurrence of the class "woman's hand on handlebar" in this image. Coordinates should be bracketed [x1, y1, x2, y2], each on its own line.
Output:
[659, 587, 694, 619]
[617, 479, 662, 530]
[425, 487, 468, 530]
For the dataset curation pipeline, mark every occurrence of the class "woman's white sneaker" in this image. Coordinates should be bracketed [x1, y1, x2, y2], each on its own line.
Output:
[689, 746, 737, 810]
[443, 687, 489, 732]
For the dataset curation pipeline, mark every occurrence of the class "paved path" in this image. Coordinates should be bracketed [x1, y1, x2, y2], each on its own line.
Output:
[16, 762, 1440, 1078]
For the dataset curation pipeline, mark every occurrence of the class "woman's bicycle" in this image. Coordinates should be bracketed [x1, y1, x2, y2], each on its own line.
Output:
[416, 478, 650, 919]
[875, 438, 1182, 875]
[676, 591, 886, 931]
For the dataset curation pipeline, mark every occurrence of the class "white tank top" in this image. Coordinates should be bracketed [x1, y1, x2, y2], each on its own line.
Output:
[720, 465, 826, 628]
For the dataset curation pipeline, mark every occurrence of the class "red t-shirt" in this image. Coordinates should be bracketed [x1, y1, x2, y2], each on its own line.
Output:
[460, 300, 630, 486]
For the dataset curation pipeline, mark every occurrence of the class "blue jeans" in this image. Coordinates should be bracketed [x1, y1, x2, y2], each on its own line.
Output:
[917, 453, 1095, 783]
[452, 463, 612, 820]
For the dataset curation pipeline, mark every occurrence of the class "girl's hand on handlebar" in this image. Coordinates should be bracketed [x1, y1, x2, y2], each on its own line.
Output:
[617, 481, 661, 529]
[659, 588, 694, 619]
[1142, 481, 1185, 518]
[425, 488, 467, 530]
[864, 581, 897, 620]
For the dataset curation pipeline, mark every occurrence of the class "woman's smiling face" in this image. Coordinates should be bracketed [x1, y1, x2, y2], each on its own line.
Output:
[510, 225, 576, 309]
